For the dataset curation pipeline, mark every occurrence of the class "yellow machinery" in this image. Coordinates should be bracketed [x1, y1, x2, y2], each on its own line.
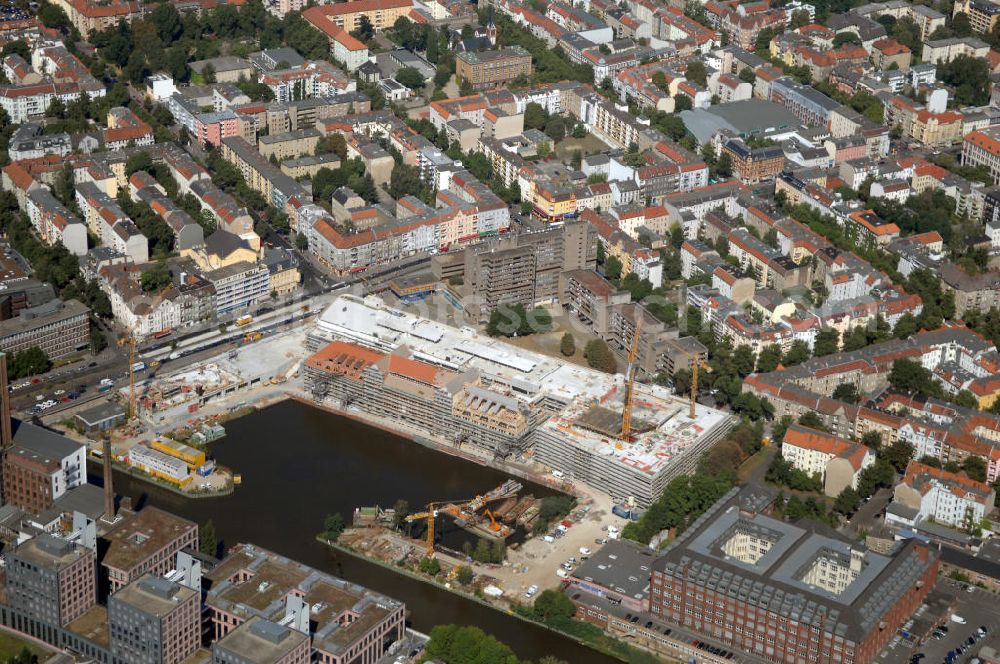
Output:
[690, 352, 711, 419]
[620, 319, 643, 442]
[484, 509, 502, 533]
[117, 333, 137, 421]
[244, 331, 263, 344]
[407, 500, 468, 559]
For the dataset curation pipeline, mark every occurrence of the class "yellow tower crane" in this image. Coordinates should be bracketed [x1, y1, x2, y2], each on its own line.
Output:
[690, 352, 710, 420]
[406, 499, 470, 559]
[117, 333, 137, 421]
[620, 318, 643, 442]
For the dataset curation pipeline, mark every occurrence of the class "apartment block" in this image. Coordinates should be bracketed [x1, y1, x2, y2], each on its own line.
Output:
[213, 618, 310, 664]
[962, 127, 1000, 185]
[953, 0, 1000, 34]
[0, 298, 90, 360]
[889, 460, 995, 529]
[2, 421, 86, 514]
[297, 0, 413, 34]
[101, 507, 199, 593]
[4, 535, 97, 627]
[456, 47, 533, 90]
[207, 542, 405, 664]
[108, 575, 201, 664]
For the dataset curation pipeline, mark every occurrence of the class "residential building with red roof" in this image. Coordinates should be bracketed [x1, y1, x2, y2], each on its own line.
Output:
[302, 6, 370, 68]
[297, 0, 413, 34]
[781, 423, 875, 496]
[890, 460, 994, 529]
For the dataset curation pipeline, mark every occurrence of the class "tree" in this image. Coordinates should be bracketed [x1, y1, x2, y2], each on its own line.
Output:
[584, 339, 617, 373]
[861, 431, 882, 451]
[833, 31, 862, 47]
[672, 368, 692, 397]
[888, 358, 937, 395]
[91, 325, 108, 354]
[757, 344, 783, 373]
[39, 3, 71, 29]
[798, 411, 828, 431]
[323, 513, 345, 540]
[673, 95, 693, 112]
[963, 455, 988, 483]
[879, 440, 914, 473]
[455, 565, 474, 585]
[532, 589, 576, 622]
[544, 115, 566, 142]
[813, 327, 839, 356]
[952, 11, 973, 37]
[126, 151, 153, 176]
[395, 66, 425, 89]
[9, 347, 51, 379]
[388, 163, 425, 200]
[351, 14, 374, 42]
[524, 102, 548, 130]
[783, 340, 810, 366]
[295, 233, 308, 251]
[939, 54, 990, 106]
[833, 487, 861, 515]
[201, 62, 216, 83]
[422, 625, 520, 664]
[789, 8, 811, 28]
[622, 142, 645, 168]
[685, 61, 707, 87]
[391, 499, 409, 530]
[604, 255, 622, 280]
[733, 346, 756, 377]
[200, 519, 218, 557]
[857, 459, 895, 499]
[418, 557, 441, 575]
[560, 332, 576, 356]
[893, 313, 918, 339]
[140, 261, 171, 293]
[713, 152, 732, 179]
[832, 382, 860, 404]
[918, 455, 942, 468]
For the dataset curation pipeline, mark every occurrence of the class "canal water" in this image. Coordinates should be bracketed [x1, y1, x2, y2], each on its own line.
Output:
[100, 399, 622, 664]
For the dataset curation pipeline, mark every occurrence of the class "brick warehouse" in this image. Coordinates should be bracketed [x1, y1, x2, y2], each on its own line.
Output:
[648, 487, 938, 664]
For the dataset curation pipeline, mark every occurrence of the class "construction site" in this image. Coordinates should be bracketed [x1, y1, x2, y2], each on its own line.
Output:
[305, 294, 737, 509]
[135, 332, 303, 418]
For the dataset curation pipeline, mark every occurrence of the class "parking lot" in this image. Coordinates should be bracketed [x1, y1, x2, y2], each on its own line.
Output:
[876, 578, 1000, 664]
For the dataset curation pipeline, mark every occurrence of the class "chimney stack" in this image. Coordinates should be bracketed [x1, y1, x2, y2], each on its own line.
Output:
[0, 352, 11, 448]
[101, 437, 116, 523]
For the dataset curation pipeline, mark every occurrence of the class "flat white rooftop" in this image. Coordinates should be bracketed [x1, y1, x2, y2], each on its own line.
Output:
[540, 383, 733, 477]
[314, 294, 618, 404]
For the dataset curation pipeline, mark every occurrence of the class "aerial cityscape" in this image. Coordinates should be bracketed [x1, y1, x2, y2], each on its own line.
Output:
[0, 0, 997, 661]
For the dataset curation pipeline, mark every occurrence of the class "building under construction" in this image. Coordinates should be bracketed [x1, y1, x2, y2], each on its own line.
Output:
[304, 341, 540, 457]
[531, 386, 734, 508]
[307, 295, 736, 505]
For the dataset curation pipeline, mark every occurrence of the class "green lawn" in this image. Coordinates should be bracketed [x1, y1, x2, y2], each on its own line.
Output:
[0, 630, 53, 662]
[554, 133, 610, 159]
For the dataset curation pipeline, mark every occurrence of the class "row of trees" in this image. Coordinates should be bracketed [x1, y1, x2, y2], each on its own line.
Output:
[7, 347, 52, 380]
[621, 472, 735, 544]
[420, 624, 569, 664]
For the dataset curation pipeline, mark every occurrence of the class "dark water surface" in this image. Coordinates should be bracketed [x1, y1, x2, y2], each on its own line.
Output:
[100, 399, 620, 664]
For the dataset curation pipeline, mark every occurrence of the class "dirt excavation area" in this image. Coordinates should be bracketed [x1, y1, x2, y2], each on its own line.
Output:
[338, 481, 632, 605]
